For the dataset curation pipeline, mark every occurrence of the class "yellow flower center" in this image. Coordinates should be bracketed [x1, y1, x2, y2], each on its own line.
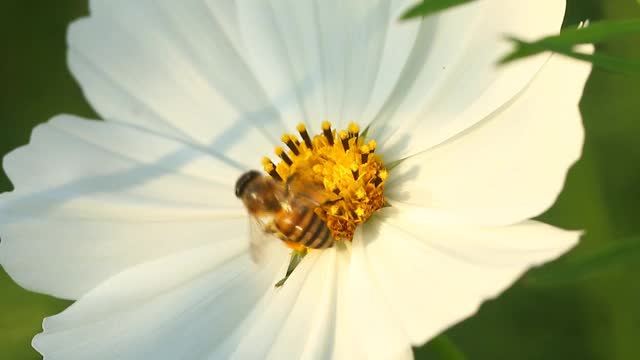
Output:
[262, 121, 387, 241]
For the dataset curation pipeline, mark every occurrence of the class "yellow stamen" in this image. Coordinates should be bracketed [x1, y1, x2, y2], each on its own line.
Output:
[263, 161, 282, 181]
[348, 122, 360, 139]
[322, 121, 334, 145]
[275, 146, 292, 166]
[261, 121, 388, 241]
[360, 145, 370, 164]
[339, 131, 350, 151]
[368, 139, 377, 153]
[282, 134, 300, 155]
[297, 123, 313, 149]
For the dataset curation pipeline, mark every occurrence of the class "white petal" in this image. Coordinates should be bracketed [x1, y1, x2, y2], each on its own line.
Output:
[0, 116, 247, 299]
[369, 0, 567, 159]
[0, 217, 247, 300]
[330, 245, 367, 360]
[225, 251, 322, 360]
[69, 0, 279, 166]
[237, 0, 420, 130]
[5, 116, 243, 190]
[360, 0, 423, 126]
[386, 48, 592, 226]
[2, 116, 243, 219]
[33, 240, 289, 360]
[295, 244, 412, 360]
[266, 250, 338, 360]
[364, 210, 579, 346]
[344, 231, 414, 360]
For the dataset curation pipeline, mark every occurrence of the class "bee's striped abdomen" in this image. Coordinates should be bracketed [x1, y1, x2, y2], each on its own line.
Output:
[300, 212, 333, 249]
[275, 207, 334, 249]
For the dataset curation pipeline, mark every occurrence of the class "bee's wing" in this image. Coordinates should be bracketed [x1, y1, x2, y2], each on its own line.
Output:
[248, 217, 278, 265]
[285, 174, 339, 206]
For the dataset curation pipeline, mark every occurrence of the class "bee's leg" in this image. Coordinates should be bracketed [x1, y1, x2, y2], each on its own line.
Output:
[283, 172, 299, 196]
[264, 222, 289, 242]
[275, 248, 308, 288]
[321, 198, 343, 206]
[264, 221, 279, 234]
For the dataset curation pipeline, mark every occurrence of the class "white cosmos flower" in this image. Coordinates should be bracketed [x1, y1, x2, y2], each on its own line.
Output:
[0, 0, 591, 359]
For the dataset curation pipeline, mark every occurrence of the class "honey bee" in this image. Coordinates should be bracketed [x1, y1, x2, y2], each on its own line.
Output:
[235, 170, 338, 286]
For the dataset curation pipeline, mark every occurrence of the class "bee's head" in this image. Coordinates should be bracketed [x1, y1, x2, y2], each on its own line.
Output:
[235, 170, 261, 198]
[235, 170, 281, 214]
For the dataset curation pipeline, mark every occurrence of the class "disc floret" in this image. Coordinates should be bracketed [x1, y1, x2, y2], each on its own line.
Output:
[263, 121, 387, 241]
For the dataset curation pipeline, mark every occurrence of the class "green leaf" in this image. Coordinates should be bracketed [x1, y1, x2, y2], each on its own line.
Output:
[401, 0, 476, 20]
[525, 236, 640, 286]
[500, 19, 640, 72]
[502, 38, 640, 73]
[549, 19, 640, 45]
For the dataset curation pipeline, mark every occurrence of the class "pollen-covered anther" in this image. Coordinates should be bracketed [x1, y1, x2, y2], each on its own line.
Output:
[360, 145, 370, 164]
[282, 134, 300, 156]
[339, 131, 350, 151]
[322, 121, 334, 145]
[368, 140, 377, 153]
[263, 121, 388, 241]
[275, 146, 292, 166]
[350, 163, 359, 180]
[262, 158, 282, 182]
[348, 122, 360, 139]
[296, 123, 313, 149]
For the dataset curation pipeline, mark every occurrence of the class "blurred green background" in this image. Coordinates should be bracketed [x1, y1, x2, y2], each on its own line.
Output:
[1, 0, 639, 359]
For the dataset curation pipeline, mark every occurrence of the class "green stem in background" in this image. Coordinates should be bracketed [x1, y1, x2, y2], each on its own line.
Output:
[416, 335, 467, 360]
[525, 236, 640, 286]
